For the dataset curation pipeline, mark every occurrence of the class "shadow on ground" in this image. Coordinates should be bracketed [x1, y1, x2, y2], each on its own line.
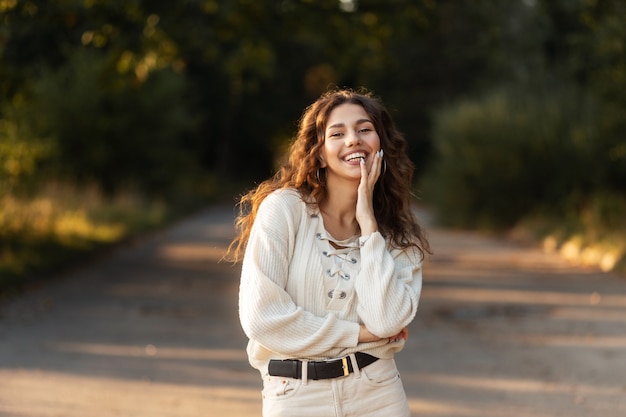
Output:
[1, 206, 625, 416]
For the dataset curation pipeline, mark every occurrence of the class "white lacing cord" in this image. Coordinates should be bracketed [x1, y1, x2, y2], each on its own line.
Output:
[321, 245, 358, 280]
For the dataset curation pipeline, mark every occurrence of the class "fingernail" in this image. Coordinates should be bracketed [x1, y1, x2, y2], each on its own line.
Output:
[378, 149, 384, 158]
[360, 157, 365, 165]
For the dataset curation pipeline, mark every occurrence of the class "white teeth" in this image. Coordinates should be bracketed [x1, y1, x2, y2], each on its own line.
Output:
[345, 152, 366, 162]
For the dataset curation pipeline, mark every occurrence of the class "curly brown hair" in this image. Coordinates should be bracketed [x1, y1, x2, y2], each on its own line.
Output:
[227, 87, 431, 261]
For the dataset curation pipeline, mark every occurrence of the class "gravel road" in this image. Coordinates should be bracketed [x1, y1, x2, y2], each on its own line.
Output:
[1, 204, 625, 416]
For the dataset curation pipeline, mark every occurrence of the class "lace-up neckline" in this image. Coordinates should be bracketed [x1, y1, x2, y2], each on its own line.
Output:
[315, 231, 360, 282]
[309, 205, 362, 288]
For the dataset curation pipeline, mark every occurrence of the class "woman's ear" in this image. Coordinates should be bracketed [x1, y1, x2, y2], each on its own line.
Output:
[319, 155, 327, 168]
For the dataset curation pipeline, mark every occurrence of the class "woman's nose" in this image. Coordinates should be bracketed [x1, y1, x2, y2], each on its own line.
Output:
[345, 130, 361, 146]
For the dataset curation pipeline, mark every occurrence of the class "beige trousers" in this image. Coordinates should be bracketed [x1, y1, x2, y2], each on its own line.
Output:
[261, 356, 411, 417]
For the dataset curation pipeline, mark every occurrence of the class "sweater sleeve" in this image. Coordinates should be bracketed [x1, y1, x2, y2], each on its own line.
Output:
[354, 232, 422, 338]
[238, 190, 360, 357]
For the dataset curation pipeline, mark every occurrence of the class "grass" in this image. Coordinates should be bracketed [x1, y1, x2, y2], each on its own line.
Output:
[0, 182, 169, 298]
[508, 193, 626, 276]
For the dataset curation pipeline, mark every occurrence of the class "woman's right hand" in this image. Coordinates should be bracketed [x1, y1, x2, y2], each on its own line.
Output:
[389, 327, 409, 343]
[358, 325, 410, 343]
[358, 324, 384, 343]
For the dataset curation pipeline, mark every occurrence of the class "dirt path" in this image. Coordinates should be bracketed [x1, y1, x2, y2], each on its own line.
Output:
[1, 205, 625, 416]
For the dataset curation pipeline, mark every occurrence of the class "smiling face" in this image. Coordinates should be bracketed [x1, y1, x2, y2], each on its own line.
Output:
[320, 103, 381, 183]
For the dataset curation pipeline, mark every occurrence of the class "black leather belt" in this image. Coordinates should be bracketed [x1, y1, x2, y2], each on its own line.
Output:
[268, 352, 378, 380]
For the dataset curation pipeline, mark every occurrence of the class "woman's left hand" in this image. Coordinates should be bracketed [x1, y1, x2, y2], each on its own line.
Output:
[356, 149, 383, 235]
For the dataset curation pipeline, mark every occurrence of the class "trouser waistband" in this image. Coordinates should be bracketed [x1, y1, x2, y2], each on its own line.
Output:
[268, 352, 378, 380]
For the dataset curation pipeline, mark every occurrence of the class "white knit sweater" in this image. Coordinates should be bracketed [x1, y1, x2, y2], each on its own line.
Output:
[238, 188, 423, 371]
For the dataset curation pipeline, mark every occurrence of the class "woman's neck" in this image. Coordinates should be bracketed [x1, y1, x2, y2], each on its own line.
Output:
[319, 179, 359, 240]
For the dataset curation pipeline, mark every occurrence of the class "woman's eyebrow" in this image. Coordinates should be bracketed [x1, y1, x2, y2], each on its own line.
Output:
[327, 123, 345, 130]
[326, 119, 373, 130]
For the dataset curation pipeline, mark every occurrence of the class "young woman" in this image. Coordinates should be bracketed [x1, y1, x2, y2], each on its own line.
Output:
[228, 88, 430, 417]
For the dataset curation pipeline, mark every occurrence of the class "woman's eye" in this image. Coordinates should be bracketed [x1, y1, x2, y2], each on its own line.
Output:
[359, 128, 372, 133]
[330, 132, 343, 138]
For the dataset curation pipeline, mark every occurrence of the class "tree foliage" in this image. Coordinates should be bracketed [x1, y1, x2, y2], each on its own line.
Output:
[1, 0, 625, 204]
[427, 0, 626, 231]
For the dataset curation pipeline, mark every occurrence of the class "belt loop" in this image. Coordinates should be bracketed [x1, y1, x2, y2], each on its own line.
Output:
[348, 353, 361, 378]
[301, 360, 309, 385]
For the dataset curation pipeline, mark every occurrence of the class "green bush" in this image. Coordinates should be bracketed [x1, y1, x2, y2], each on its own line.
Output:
[0, 100, 55, 194]
[425, 84, 611, 229]
[423, 83, 626, 273]
[30, 48, 200, 198]
[0, 182, 168, 296]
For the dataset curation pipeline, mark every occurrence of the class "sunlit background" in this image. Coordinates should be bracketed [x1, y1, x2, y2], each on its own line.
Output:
[1, 0, 625, 287]
[1, 1, 626, 416]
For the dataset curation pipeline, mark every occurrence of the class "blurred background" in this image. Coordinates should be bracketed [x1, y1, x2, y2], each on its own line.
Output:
[1, 0, 625, 294]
